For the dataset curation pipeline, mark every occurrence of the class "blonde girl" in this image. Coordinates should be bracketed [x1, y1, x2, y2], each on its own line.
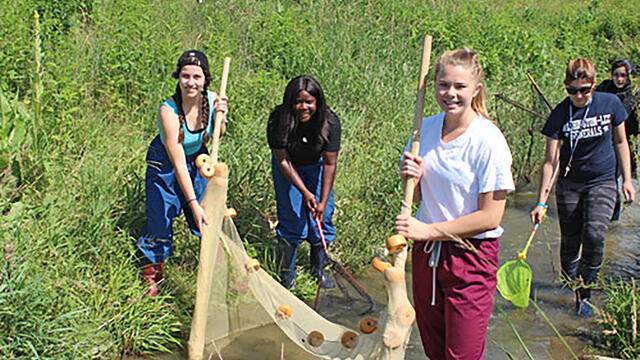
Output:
[396, 48, 514, 359]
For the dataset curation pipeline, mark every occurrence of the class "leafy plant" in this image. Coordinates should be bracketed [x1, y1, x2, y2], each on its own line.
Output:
[0, 89, 29, 177]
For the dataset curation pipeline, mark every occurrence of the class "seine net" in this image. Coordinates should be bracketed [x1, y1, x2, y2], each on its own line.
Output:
[187, 164, 386, 360]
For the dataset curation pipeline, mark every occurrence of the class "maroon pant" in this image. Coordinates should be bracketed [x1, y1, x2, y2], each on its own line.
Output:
[412, 239, 499, 360]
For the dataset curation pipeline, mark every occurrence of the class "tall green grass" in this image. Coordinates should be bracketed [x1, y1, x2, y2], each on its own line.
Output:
[1, 0, 640, 357]
[593, 278, 640, 358]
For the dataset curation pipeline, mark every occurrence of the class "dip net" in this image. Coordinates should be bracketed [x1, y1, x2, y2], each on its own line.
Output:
[187, 164, 387, 360]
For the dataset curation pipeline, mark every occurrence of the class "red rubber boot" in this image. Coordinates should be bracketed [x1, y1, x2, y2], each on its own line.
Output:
[143, 264, 158, 297]
[154, 263, 164, 285]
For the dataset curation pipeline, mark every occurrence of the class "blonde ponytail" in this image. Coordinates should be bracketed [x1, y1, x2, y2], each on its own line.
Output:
[435, 47, 490, 120]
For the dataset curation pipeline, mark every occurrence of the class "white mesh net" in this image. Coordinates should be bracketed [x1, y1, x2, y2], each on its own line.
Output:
[187, 164, 392, 360]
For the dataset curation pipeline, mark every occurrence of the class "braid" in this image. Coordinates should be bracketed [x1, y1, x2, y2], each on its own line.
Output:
[200, 88, 210, 144]
[174, 85, 185, 144]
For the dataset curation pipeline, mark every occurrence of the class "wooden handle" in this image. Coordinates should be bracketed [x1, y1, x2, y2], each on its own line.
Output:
[210, 56, 231, 164]
[187, 164, 229, 360]
[526, 72, 553, 112]
[400, 35, 432, 217]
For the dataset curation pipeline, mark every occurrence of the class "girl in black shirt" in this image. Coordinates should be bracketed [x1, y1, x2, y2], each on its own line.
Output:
[267, 75, 341, 289]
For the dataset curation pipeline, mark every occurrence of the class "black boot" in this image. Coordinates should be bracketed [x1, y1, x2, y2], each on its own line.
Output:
[278, 237, 298, 289]
[575, 263, 599, 318]
[310, 245, 334, 289]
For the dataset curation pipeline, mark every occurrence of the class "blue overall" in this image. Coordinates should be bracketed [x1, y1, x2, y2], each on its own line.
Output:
[137, 136, 208, 264]
[272, 156, 336, 287]
[137, 94, 214, 264]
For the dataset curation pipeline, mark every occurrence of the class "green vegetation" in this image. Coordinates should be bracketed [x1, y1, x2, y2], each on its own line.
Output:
[593, 278, 640, 359]
[2, 0, 640, 357]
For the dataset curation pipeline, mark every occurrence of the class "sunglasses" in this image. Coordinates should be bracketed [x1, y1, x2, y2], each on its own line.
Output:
[565, 85, 593, 95]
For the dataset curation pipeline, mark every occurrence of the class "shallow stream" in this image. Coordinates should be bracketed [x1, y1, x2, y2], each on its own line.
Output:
[145, 180, 640, 360]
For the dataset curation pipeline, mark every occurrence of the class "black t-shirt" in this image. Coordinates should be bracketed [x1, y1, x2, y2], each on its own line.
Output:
[596, 79, 639, 137]
[267, 108, 341, 165]
[542, 92, 627, 184]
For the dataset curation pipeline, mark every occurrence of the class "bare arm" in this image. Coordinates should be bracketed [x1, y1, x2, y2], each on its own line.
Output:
[395, 190, 508, 242]
[613, 123, 637, 203]
[272, 148, 317, 211]
[315, 151, 338, 221]
[158, 105, 209, 232]
[530, 137, 560, 224]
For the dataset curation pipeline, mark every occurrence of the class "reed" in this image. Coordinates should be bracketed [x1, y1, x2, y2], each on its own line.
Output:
[531, 299, 579, 360]
[593, 278, 640, 358]
[31, 10, 43, 153]
[495, 302, 535, 360]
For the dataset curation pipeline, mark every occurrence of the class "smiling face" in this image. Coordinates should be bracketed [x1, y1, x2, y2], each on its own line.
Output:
[178, 65, 205, 99]
[566, 78, 594, 108]
[294, 90, 317, 123]
[612, 65, 629, 89]
[435, 64, 482, 118]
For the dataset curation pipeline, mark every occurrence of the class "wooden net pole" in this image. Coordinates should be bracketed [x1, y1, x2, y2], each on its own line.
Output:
[380, 34, 432, 359]
[188, 56, 231, 360]
[210, 56, 230, 164]
[402, 35, 432, 216]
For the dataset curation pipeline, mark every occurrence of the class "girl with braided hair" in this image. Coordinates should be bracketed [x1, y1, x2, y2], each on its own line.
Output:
[137, 50, 228, 296]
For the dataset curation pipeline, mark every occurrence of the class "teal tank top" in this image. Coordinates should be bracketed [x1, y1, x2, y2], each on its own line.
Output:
[158, 91, 214, 155]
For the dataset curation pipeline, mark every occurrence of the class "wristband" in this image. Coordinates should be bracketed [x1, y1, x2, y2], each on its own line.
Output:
[188, 198, 198, 204]
[536, 202, 547, 209]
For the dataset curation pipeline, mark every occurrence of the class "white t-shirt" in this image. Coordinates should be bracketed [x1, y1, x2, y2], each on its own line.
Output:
[403, 113, 515, 238]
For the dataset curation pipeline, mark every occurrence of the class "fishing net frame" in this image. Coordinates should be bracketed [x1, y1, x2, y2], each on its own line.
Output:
[313, 218, 377, 317]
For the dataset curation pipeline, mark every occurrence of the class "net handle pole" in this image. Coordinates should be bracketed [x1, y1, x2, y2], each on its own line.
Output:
[400, 35, 432, 217]
[187, 167, 229, 360]
[314, 217, 371, 295]
[380, 35, 432, 358]
[518, 206, 547, 260]
[526, 72, 553, 112]
[210, 57, 231, 164]
[314, 217, 330, 254]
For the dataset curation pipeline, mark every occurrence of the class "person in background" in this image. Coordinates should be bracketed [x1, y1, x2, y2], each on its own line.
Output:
[596, 58, 639, 220]
[531, 58, 635, 317]
[397, 48, 514, 359]
[137, 50, 228, 296]
[267, 75, 341, 289]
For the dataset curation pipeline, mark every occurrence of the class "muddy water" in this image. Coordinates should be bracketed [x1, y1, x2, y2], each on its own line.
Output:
[146, 180, 640, 360]
[480, 179, 640, 360]
[362, 180, 639, 359]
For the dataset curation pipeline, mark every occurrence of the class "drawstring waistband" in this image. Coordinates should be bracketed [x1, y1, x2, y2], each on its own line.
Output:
[424, 241, 442, 306]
